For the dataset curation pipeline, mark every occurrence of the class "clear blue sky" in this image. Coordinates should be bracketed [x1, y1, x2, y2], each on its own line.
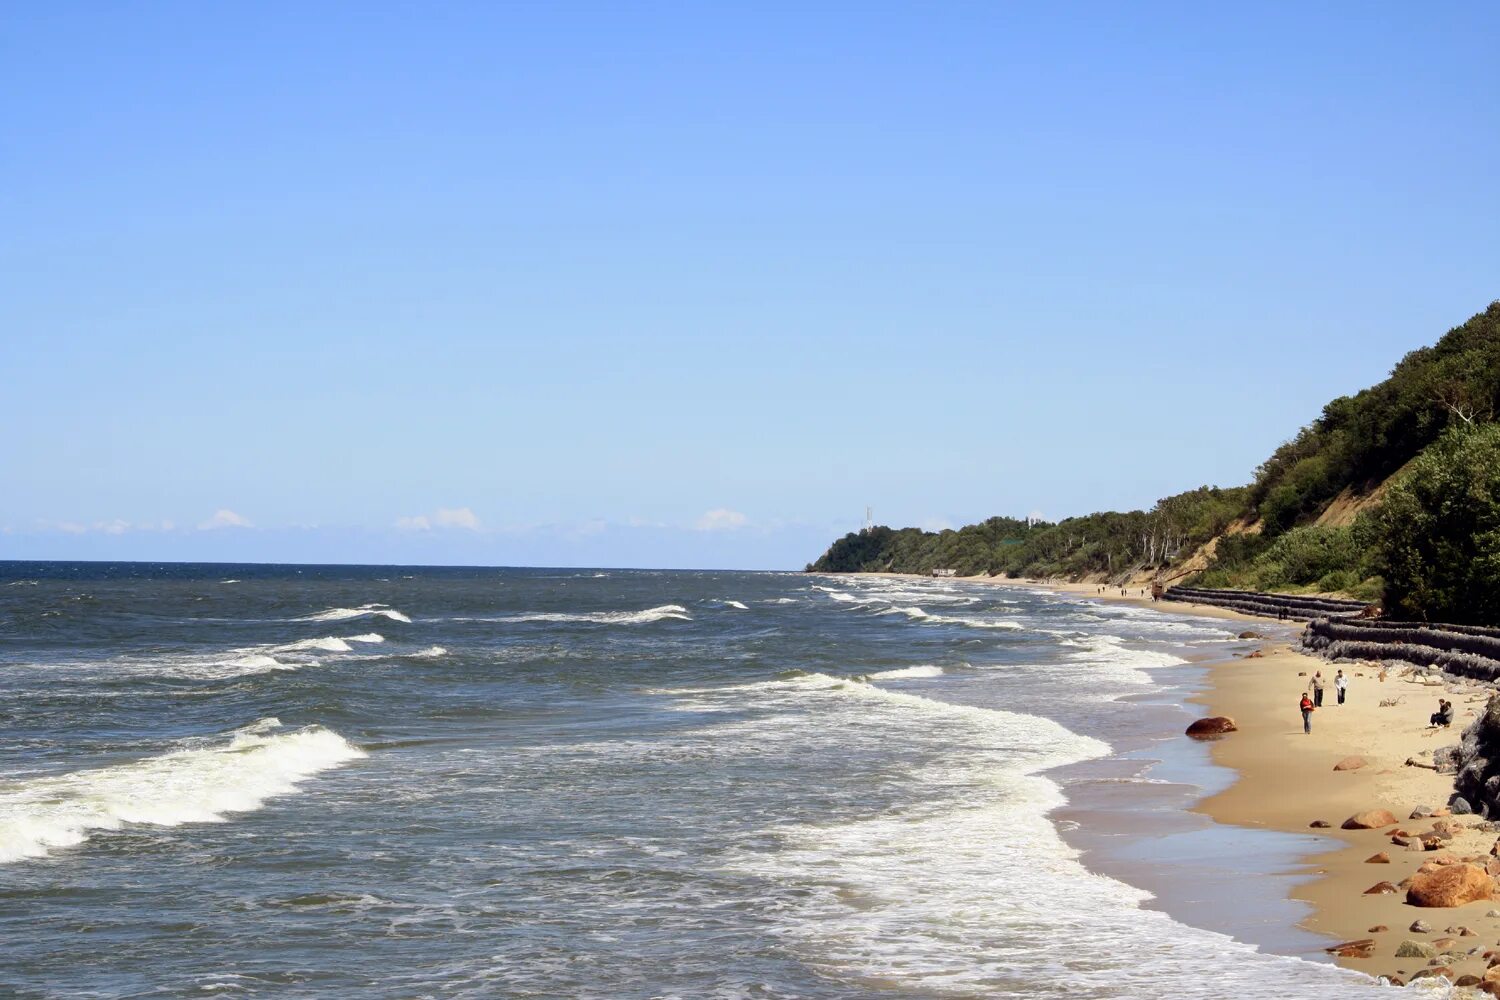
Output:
[3, 3, 1497, 569]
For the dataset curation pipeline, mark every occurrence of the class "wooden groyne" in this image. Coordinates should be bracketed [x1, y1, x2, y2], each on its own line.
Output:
[1303, 618, 1500, 684]
[1162, 585, 1370, 621]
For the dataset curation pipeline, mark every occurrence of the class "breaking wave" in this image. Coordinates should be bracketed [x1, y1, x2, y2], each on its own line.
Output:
[300, 605, 413, 624]
[0, 720, 364, 864]
[464, 605, 692, 626]
[865, 665, 946, 680]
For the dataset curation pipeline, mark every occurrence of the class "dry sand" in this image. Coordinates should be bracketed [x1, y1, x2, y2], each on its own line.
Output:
[867, 573, 1500, 984]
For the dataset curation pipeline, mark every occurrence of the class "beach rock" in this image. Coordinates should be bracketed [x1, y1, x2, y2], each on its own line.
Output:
[1408, 864, 1495, 907]
[1237, 631, 1261, 639]
[1326, 938, 1376, 958]
[1411, 919, 1433, 933]
[1334, 756, 1368, 771]
[1413, 805, 1438, 819]
[1454, 796, 1475, 815]
[1298, 671, 1307, 677]
[1433, 819, 1459, 836]
[1459, 974, 1484, 987]
[1386, 977, 1405, 987]
[1365, 881, 1400, 894]
[1423, 835, 1449, 851]
[1309, 820, 1332, 828]
[1369, 925, 1389, 932]
[1246, 650, 1263, 658]
[1488, 909, 1500, 918]
[1411, 966, 1454, 980]
[1462, 926, 1478, 936]
[1433, 853, 1461, 866]
[1487, 858, 1500, 877]
[1395, 939, 1438, 958]
[1433, 937, 1459, 951]
[1185, 716, 1237, 739]
[1344, 809, 1399, 830]
[1366, 852, 1391, 863]
[1418, 862, 1441, 875]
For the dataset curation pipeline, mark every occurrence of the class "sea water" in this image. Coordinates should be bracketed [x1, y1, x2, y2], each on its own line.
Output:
[0, 564, 1412, 998]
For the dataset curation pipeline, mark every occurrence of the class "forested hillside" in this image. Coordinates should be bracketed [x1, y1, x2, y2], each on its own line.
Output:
[809, 302, 1500, 623]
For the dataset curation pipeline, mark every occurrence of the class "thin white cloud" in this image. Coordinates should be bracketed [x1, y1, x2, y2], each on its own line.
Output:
[920, 517, 955, 532]
[94, 519, 132, 535]
[199, 509, 252, 530]
[395, 507, 482, 532]
[694, 508, 749, 532]
[433, 507, 481, 530]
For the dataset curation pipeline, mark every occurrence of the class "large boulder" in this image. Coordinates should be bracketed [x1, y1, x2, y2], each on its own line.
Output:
[1326, 939, 1375, 958]
[1343, 809, 1399, 830]
[1394, 939, 1437, 958]
[1406, 864, 1495, 907]
[1334, 756, 1368, 771]
[1185, 717, 1237, 739]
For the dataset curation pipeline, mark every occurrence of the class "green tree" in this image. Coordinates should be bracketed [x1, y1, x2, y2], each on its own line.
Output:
[1378, 425, 1500, 623]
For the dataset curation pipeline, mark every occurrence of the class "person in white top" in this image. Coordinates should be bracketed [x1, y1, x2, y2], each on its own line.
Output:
[1335, 669, 1348, 705]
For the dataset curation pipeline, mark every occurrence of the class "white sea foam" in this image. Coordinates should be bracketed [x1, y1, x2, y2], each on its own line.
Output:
[300, 605, 413, 624]
[0, 720, 364, 863]
[706, 671, 1388, 999]
[467, 604, 692, 626]
[876, 605, 1023, 631]
[275, 637, 351, 654]
[721, 600, 749, 610]
[346, 633, 385, 644]
[865, 665, 946, 680]
[411, 646, 448, 658]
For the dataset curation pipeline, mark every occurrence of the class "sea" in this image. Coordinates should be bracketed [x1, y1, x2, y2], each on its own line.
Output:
[0, 563, 1416, 998]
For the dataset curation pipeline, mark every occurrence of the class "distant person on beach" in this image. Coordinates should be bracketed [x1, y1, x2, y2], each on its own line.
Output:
[1335, 670, 1347, 705]
[1300, 692, 1315, 734]
[1311, 671, 1325, 708]
[1430, 698, 1454, 727]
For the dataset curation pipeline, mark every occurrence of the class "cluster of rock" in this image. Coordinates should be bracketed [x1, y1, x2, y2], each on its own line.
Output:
[1304, 618, 1500, 684]
[1327, 804, 1500, 987]
[1162, 586, 1370, 621]
[1439, 694, 1500, 818]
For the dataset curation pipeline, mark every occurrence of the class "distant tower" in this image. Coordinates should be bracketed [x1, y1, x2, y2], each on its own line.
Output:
[864, 506, 874, 531]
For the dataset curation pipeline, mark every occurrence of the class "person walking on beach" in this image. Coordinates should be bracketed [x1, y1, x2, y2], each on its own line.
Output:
[1311, 671, 1325, 708]
[1335, 669, 1347, 705]
[1300, 691, 1315, 734]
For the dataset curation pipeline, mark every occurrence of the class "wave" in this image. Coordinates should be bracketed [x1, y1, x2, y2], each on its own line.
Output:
[709, 673, 1384, 999]
[876, 605, 1023, 631]
[275, 636, 351, 654]
[299, 605, 412, 624]
[721, 600, 749, 610]
[466, 605, 692, 626]
[865, 665, 946, 680]
[410, 646, 447, 659]
[346, 633, 385, 644]
[0, 720, 364, 864]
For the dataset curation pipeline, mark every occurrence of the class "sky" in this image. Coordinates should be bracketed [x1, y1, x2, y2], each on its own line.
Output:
[2, 3, 1497, 569]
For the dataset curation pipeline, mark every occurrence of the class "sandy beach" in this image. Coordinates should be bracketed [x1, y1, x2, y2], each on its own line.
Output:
[866, 573, 1500, 986]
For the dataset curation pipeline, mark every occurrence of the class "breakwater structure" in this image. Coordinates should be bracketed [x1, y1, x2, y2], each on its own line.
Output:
[1161, 586, 1371, 622]
[1302, 617, 1500, 685]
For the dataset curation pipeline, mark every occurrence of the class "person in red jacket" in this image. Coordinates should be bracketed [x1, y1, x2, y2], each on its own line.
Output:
[1300, 692, 1315, 734]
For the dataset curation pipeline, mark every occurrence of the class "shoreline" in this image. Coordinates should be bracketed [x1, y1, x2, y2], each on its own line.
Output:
[853, 572, 1497, 985]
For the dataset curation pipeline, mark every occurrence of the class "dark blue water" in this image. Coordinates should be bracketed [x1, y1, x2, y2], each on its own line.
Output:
[0, 563, 1385, 999]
